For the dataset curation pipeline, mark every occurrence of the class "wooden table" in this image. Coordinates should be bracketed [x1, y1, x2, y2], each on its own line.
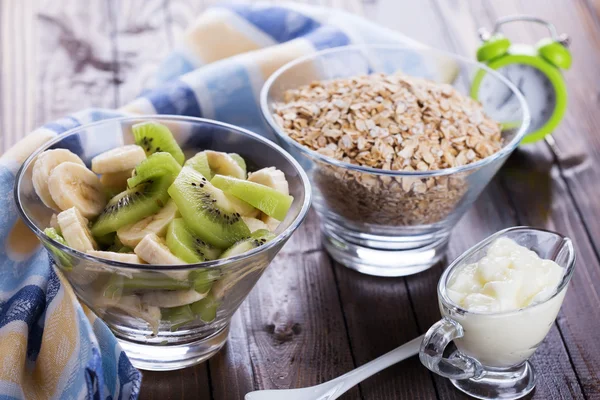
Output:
[1, 0, 599, 399]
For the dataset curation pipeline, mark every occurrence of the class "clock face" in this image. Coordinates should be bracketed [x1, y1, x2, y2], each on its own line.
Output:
[478, 63, 556, 133]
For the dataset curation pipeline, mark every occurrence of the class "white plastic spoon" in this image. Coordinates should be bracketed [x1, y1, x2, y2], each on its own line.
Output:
[245, 335, 424, 400]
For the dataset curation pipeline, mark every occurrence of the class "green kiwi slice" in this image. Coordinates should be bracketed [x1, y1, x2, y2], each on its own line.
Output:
[210, 174, 293, 221]
[44, 228, 72, 270]
[184, 152, 213, 180]
[166, 218, 222, 263]
[167, 167, 251, 249]
[91, 176, 171, 237]
[95, 232, 117, 249]
[219, 229, 276, 258]
[161, 304, 194, 332]
[45, 227, 67, 246]
[128, 152, 182, 188]
[133, 121, 185, 165]
[190, 293, 219, 323]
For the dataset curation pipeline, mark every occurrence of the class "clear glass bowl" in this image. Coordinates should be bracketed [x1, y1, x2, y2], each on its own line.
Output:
[14, 116, 311, 371]
[260, 44, 530, 277]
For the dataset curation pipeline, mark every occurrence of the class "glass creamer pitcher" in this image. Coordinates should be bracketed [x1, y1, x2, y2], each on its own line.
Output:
[420, 227, 576, 400]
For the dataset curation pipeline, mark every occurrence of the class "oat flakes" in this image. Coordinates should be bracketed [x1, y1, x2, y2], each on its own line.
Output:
[272, 73, 503, 226]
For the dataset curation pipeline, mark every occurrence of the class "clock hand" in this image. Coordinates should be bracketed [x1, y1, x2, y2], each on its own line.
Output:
[516, 77, 524, 92]
[498, 88, 515, 108]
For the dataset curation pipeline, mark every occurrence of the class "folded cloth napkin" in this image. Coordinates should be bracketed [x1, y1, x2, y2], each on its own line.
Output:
[0, 3, 423, 399]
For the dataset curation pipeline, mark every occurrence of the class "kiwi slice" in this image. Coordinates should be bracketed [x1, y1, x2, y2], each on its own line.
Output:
[168, 167, 251, 249]
[229, 153, 246, 176]
[190, 293, 219, 323]
[133, 121, 185, 165]
[166, 218, 222, 263]
[44, 228, 72, 270]
[45, 227, 67, 246]
[95, 232, 117, 248]
[220, 229, 276, 258]
[161, 305, 194, 332]
[91, 177, 171, 237]
[211, 175, 293, 221]
[185, 152, 213, 180]
[128, 152, 182, 188]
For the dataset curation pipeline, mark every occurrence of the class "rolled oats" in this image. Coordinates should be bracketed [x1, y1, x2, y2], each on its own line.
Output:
[272, 73, 503, 226]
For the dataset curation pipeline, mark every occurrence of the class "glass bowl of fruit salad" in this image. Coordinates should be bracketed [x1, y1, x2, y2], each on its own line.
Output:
[14, 116, 311, 371]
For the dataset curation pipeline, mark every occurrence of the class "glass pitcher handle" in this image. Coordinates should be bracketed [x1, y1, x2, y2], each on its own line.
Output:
[419, 317, 485, 380]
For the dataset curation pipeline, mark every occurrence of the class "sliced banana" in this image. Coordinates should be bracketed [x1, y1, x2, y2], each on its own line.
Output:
[225, 193, 259, 218]
[134, 233, 185, 265]
[91, 145, 146, 174]
[117, 200, 178, 247]
[49, 214, 60, 232]
[99, 169, 133, 194]
[248, 167, 289, 195]
[87, 250, 144, 264]
[142, 289, 207, 308]
[57, 207, 97, 252]
[96, 294, 161, 335]
[32, 149, 85, 211]
[206, 150, 245, 179]
[48, 162, 107, 218]
[261, 214, 281, 232]
[242, 217, 269, 233]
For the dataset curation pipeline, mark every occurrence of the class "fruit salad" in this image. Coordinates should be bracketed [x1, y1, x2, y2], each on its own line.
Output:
[33, 121, 294, 333]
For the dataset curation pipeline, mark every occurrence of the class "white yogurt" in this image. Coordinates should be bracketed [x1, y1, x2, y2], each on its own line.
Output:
[442, 237, 566, 367]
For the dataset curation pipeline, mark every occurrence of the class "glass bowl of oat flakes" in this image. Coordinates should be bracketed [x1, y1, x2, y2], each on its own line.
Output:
[260, 45, 530, 277]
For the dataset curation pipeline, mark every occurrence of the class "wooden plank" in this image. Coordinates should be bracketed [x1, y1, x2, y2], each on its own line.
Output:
[0, 0, 37, 153]
[333, 263, 436, 399]
[211, 251, 360, 399]
[430, 0, 598, 397]
[35, 0, 118, 123]
[486, 0, 600, 269]
[112, 0, 172, 103]
[499, 145, 600, 397]
[139, 367, 212, 400]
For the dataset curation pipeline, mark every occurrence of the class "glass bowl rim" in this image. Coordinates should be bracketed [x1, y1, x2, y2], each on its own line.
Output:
[260, 43, 531, 178]
[437, 226, 576, 317]
[14, 115, 313, 271]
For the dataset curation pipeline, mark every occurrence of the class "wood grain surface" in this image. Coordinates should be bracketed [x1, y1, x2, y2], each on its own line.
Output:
[1, 1, 598, 399]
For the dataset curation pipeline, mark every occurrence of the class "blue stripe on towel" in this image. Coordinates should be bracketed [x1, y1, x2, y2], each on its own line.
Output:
[155, 52, 197, 85]
[225, 5, 321, 43]
[196, 62, 263, 131]
[42, 116, 80, 134]
[146, 80, 203, 117]
[305, 26, 350, 50]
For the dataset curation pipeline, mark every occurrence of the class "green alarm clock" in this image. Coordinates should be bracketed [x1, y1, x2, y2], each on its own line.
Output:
[471, 16, 572, 144]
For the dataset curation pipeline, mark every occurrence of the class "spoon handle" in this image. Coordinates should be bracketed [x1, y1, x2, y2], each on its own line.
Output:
[327, 335, 424, 399]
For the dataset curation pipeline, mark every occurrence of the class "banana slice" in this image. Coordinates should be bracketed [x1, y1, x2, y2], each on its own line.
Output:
[48, 162, 107, 218]
[91, 145, 147, 174]
[248, 167, 289, 195]
[96, 294, 161, 335]
[49, 214, 60, 232]
[57, 207, 97, 252]
[117, 200, 178, 247]
[87, 250, 144, 264]
[100, 169, 133, 194]
[134, 233, 185, 265]
[32, 149, 85, 211]
[261, 214, 281, 233]
[242, 216, 269, 233]
[206, 150, 245, 179]
[142, 289, 207, 308]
